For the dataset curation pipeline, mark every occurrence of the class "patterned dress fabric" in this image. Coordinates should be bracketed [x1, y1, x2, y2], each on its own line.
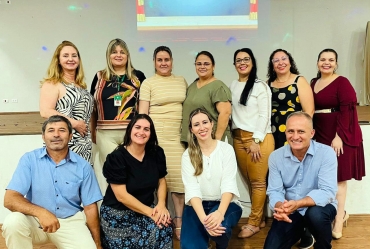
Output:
[270, 77, 302, 149]
[139, 74, 187, 193]
[91, 70, 146, 121]
[100, 204, 173, 249]
[55, 82, 93, 163]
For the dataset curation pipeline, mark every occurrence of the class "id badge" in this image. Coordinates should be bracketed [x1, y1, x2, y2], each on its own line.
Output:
[114, 95, 122, 106]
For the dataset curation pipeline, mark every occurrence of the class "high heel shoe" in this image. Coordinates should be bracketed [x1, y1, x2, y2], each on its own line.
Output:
[332, 211, 349, 239]
[332, 231, 342, 240]
[343, 211, 349, 227]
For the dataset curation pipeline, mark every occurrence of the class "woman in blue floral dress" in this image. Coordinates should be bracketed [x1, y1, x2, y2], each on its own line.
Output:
[100, 114, 173, 249]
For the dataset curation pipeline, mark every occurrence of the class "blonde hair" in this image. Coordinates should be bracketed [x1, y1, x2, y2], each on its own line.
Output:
[187, 108, 213, 176]
[41, 41, 86, 89]
[101, 38, 136, 81]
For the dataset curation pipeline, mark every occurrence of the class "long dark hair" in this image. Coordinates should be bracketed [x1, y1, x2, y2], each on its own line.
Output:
[316, 48, 338, 78]
[267, 48, 299, 84]
[233, 48, 258, 106]
[120, 114, 158, 153]
[193, 51, 215, 82]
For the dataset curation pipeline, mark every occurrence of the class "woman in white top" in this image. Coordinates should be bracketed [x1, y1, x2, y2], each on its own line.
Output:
[229, 48, 274, 238]
[181, 108, 242, 249]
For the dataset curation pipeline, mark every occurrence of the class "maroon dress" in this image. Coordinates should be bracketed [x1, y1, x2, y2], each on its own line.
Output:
[311, 76, 365, 181]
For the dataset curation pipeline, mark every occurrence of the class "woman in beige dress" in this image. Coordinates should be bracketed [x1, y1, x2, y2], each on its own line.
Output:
[139, 46, 187, 240]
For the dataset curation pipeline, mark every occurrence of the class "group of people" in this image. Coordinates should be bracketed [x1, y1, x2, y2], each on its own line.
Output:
[1, 39, 365, 249]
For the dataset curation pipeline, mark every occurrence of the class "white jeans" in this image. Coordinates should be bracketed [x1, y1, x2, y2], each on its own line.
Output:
[1, 211, 97, 249]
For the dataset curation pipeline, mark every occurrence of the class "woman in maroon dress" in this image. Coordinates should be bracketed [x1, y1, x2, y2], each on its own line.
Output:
[311, 48, 365, 240]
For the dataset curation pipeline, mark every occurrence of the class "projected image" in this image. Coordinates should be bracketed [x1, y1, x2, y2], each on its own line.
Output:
[137, 0, 258, 30]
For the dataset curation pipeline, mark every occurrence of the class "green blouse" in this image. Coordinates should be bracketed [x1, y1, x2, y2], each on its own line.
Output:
[181, 79, 232, 143]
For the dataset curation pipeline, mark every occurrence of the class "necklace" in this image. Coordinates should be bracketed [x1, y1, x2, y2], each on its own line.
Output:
[276, 73, 291, 83]
[62, 77, 75, 85]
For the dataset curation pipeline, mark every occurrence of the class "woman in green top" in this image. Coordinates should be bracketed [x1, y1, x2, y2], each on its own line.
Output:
[181, 51, 232, 144]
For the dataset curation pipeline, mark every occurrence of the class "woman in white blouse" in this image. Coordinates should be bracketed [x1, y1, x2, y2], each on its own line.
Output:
[181, 108, 242, 249]
[229, 48, 274, 238]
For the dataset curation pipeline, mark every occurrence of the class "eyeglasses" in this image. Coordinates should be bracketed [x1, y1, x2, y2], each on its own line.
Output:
[235, 57, 251, 64]
[272, 56, 288, 64]
[195, 62, 212, 67]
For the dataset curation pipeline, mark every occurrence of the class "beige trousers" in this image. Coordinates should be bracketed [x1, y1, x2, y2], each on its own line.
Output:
[93, 129, 126, 195]
[1, 211, 96, 249]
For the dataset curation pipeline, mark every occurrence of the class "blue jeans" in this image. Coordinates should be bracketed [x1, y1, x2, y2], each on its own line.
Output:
[181, 201, 242, 249]
[264, 204, 337, 249]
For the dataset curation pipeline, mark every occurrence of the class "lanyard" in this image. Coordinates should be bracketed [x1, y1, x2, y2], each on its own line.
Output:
[113, 75, 126, 108]
[117, 75, 125, 92]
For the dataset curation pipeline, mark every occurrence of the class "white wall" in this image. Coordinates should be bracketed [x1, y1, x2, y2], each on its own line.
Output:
[0, 135, 43, 222]
[0, 0, 370, 221]
[1, 0, 370, 112]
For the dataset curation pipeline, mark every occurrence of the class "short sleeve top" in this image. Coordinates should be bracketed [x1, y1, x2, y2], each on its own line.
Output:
[6, 148, 102, 218]
[139, 74, 187, 120]
[102, 146, 167, 210]
[90, 70, 146, 120]
[181, 80, 231, 142]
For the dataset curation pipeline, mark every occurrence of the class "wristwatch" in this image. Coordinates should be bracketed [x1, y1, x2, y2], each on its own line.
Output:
[254, 138, 261, 144]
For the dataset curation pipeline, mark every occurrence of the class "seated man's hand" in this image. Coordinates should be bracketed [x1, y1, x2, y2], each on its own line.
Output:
[273, 209, 292, 223]
[281, 200, 299, 214]
[273, 201, 292, 223]
[37, 209, 60, 233]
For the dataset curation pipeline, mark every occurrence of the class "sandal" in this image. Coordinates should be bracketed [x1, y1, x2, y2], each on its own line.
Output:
[238, 224, 260, 238]
[172, 216, 182, 240]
